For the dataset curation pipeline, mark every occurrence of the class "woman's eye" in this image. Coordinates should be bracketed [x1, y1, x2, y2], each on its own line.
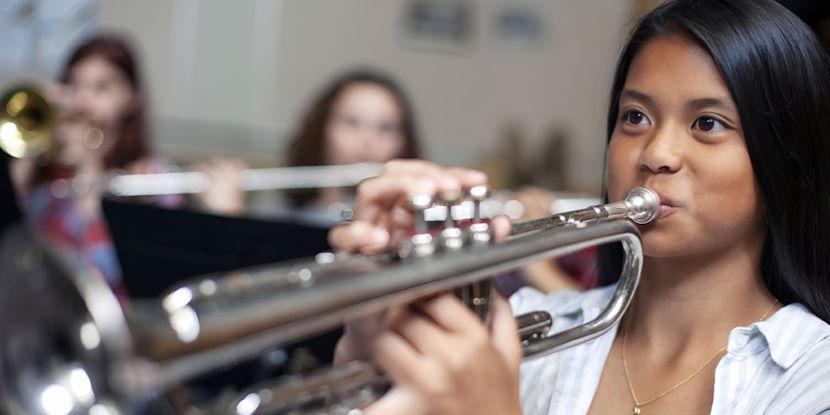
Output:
[95, 80, 111, 93]
[341, 116, 360, 128]
[693, 116, 726, 132]
[377, 122, 402, 136]
[622, 110, 649, 126]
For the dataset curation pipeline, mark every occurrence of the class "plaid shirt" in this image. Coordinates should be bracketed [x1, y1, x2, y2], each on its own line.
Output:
[25, 184, 125, 297]
[24, 164, 183, 302]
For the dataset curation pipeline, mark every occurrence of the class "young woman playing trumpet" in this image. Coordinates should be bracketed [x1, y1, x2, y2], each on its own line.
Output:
[330, 0, 830, 413]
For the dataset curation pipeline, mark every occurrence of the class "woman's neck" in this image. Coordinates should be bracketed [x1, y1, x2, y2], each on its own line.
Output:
[627, 235, 777, 354]
[75, 158, 104, 177]
[68, 158, 106, 217]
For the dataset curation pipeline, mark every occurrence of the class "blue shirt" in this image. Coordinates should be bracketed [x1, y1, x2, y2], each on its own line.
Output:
[510, 285, 830, 414]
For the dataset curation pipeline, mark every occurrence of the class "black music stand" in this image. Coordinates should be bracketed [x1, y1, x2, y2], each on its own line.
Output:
[103, 200, 342, 401]
[102, 200, 331, 298]
[0, 156, 22, 234]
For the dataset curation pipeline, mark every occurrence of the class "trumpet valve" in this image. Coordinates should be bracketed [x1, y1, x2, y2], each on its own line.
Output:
[439, 191, 464, 251]
[466, 185, 492, 245]
[468, 185, 489, 222]
[468, 222, 492, 245]
[401, 194, 436, 257]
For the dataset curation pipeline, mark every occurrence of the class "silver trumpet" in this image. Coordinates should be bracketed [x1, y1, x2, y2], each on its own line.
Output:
[0, 187, 659, 415]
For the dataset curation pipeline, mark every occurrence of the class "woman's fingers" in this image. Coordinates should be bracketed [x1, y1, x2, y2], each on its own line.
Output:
[354, 173, 439, 223]
[489, 294, 522, 376]
[383, 160, 487, 188]
[390, 307, 455, 357]
[413, 293, 486, 337]
[355, 160, 489, 222]
[329, 208, 503, 255]
[491, 215, 512, 242]
[446, 166, 488, 189]
[364, 290, 523, 415]
[371, 331, 436, 392]
[328, 220, 390, 254]
[334, 159, 498, 256]
[362, 386, 427, 415]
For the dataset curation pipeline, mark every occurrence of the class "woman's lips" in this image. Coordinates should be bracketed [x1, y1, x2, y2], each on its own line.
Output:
[650, 190, 680, 219]
[659, 204, 677, 219]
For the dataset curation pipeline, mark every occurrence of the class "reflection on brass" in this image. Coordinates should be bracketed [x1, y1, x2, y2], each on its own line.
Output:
[0, 86, 53, 159]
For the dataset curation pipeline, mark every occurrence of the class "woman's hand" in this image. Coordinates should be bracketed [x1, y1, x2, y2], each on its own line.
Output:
[194, 158, 246, 216]
[328, 159, 512, 254]
[328, 159, 521, 414]
[9, 158, 37, 197]
[365, 293, 523, 415]
[329, 159, 511, 361]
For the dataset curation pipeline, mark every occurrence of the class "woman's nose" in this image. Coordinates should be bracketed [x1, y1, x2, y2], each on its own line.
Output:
[71, 87, 95, 109]
[360, 124, 384, 145]
[638, 124, 683, 174]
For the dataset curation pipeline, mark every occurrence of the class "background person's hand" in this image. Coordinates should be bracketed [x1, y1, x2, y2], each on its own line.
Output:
[195, 158, 246, 216]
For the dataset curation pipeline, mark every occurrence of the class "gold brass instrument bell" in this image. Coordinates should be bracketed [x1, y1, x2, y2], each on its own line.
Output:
[0, 85, 54, 159]
[0, 185, 659, 414]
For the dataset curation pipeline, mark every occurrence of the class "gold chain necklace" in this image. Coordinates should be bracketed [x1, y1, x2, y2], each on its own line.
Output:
[621, 300, 779, 415]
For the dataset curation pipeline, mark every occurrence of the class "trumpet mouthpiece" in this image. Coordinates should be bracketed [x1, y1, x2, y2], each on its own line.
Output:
[625, 187, 660, 224]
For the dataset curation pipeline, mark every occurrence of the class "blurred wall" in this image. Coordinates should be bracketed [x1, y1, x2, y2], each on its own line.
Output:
[97, 0, 633, 192]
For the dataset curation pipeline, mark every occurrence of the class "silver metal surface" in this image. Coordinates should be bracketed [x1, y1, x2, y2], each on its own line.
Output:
[510, 187, 659, 235]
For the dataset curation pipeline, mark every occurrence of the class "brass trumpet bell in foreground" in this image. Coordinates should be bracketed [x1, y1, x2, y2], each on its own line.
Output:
[0, 86, 53, 159]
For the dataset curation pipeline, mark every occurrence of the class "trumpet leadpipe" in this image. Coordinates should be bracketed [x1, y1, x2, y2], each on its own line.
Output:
[510, 187, 659, 235]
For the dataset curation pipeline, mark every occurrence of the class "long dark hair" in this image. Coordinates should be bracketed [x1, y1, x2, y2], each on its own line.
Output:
[59, 33, 149, 170]
[598, 0, 830, 322]
[286, 69, 421, 207]
[31, 34, 148, 187]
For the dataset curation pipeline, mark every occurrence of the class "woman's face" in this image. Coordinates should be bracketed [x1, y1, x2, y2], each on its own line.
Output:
[607, 34, 764, 259]
[63, 55, 135, 129]
[53, 115, 113, 168]
[324, 82, 406, 165]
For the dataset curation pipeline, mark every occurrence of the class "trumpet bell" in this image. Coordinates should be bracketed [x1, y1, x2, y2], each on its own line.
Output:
[0, 86, 54, 159]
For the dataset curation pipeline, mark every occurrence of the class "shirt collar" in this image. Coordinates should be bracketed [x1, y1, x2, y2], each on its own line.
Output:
[532, 285, 830, 370]
[548, 284, 617, 321]
[555, 286, 830, 370]
[729, 303, 830, 369]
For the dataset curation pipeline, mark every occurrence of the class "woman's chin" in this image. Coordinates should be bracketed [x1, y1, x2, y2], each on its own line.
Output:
[640, 229, 690, 258]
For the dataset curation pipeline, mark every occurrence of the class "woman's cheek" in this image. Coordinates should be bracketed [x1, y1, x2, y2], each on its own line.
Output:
[606, 137, 635, 202]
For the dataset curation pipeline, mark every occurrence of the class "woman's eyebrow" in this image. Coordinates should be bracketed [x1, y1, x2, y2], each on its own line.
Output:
[687, 97, 735, 112]
[622, 90, 736, 113]
[620, 89, 655, 107]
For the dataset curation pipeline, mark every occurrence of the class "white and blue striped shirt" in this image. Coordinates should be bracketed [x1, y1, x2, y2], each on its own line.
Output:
[510, 285, 830, 415]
